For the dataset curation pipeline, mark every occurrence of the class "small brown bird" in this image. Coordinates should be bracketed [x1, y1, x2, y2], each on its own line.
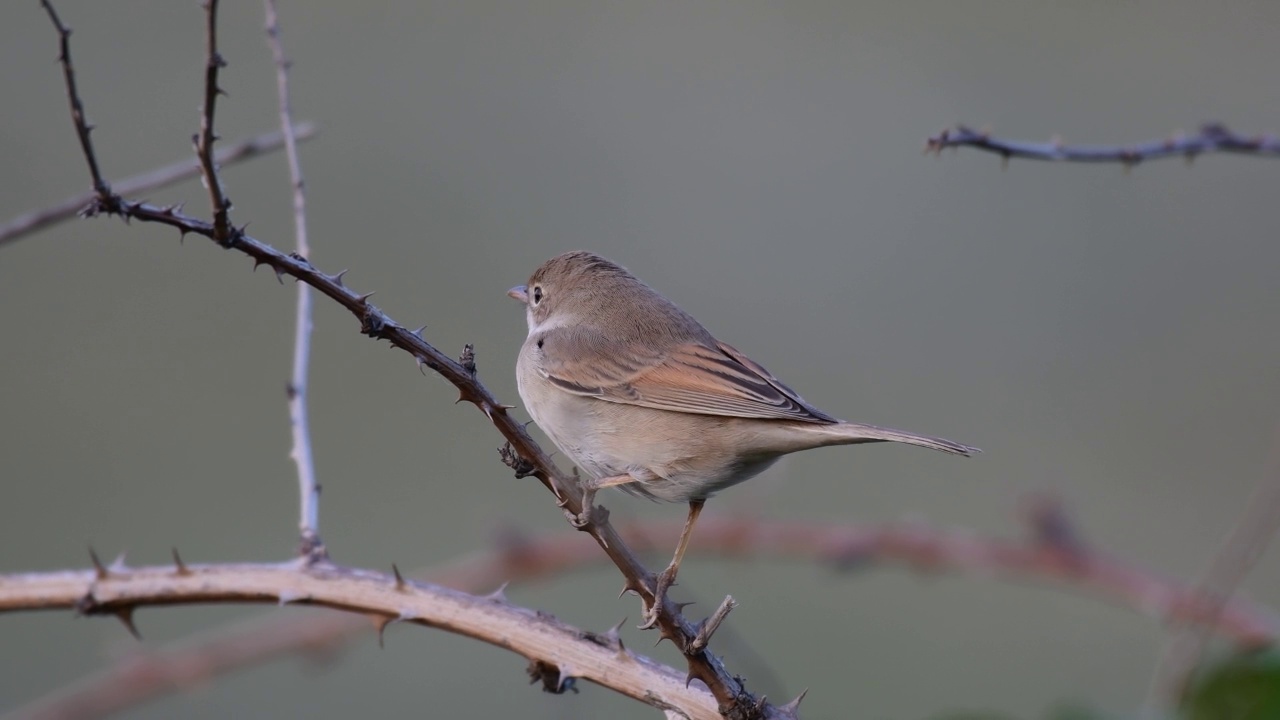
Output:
[509, 251, 975, 627]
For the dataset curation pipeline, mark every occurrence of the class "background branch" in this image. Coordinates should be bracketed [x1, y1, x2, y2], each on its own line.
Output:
[263, 0, 322, 558]
[925, 123, 1280, 165]
[0, 560, 718, 720]
[0, 123, 316, 247]
[1146, 439, 1280, 714]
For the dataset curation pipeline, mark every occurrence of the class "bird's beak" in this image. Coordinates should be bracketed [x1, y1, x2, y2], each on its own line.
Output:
[507, 285, 529, 303]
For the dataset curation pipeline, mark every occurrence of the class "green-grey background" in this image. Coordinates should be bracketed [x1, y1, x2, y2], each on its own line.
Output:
[3, 1, 1279, 718]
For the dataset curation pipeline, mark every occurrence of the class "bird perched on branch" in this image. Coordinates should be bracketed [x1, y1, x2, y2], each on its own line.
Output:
[509, 251, 976, 628]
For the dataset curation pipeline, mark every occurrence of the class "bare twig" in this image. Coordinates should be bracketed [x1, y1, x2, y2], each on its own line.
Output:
[13, 508, 1278, 720]
[0, 123, 316, 247]
[194, 0, 233, 244]
[38, 0, 113, 206]
[925, 123, 1280, 165]
[38, 4, 774, 716]
[690, 596, 737, 654]
[1144, 439, 1280, 716]
[0, 560, 719, 720]
[263, 0, 322, 559]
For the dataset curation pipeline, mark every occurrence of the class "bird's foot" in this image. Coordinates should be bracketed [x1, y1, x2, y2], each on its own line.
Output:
[638, 567, 677, 630]
[565, 486, 603, 528]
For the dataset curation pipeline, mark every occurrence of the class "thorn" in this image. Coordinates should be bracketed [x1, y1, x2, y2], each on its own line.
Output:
[172, 548, 191, 576]
[781, 688, 810, 713]
[674, 601, 697, 613]
[603, 617, 627, 652]
[253, 258, 268, 272]
[526, 659, 579, 694]
[373, 614, 393, 648]
[108, 552, 129, 574]
[356, 291, 376, 304]
[618, 581, 643, 599]
[411, 325, 426, 339]
[113, 607, 142, 640]
[273, 267, 286, 284]
[278, 590, 307, 606]
[89, 547, 108, 580]
[331, 269, 349, 287]
[484, 581, 510, 603]
[392, 563, 408, 591]
[555, 666, 580, 694]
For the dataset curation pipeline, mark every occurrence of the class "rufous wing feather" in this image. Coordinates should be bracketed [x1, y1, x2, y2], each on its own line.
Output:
[543, 338, 837, 423]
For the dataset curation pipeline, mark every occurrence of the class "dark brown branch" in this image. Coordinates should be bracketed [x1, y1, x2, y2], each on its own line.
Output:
[0, 123, 316, 247]
[195, 0, 233, 244]
[14, 509, 1277, 720]
[925, 123, 1280, 165]
[0, 560, 718, 720]
[37, 5, 773, 716]
[39, 0, 111, 202]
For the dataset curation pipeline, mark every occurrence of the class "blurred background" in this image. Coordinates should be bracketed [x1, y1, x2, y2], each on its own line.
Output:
[3, 1, 1280, 718]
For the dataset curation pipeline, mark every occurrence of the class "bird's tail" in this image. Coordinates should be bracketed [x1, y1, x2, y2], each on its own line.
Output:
[825, 422, 979, 457]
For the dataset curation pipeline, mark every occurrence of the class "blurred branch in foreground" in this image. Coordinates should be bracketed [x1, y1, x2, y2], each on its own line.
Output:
[0, 558, 717, 720]
[7, 498, 1276, 720]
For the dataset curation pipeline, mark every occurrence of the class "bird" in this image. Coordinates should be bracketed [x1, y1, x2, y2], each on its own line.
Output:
[508, 250, 976, 627]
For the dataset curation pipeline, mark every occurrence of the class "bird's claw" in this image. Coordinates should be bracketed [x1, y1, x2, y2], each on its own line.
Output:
[567, 507, 592, 528]
[637, 569, 676, 629]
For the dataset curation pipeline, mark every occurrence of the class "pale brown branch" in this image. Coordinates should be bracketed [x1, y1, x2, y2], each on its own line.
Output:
[0, 560, 718, 720]
[925, 123, 1280, 165]
[14, 510, 1277, 720]
[0, 123, 316, 247]
[263, 0, 322, 559]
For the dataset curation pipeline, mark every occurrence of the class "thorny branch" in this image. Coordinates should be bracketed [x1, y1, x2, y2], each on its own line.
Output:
[36, 3, 779, 716]
[0, 560, 719, 720]
[11, 506, 1277, 720]
[925, 123, 1280, 166]
[195, 0, 233, 245]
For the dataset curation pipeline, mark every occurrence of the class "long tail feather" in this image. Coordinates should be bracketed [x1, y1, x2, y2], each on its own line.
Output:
[830, 422, 979, 457]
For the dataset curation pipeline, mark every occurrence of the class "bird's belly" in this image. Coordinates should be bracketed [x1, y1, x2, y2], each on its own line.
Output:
[525, 390, 782, 504]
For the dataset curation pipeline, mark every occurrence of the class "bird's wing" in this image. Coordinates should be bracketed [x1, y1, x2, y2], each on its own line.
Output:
[540, 334, 838, 423]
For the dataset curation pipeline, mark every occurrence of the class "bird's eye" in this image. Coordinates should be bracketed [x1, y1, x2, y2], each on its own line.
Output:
[532, 286, 544, 304]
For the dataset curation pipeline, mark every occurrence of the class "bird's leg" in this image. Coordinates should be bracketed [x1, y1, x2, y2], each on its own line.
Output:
[567, 473, 637, 528]
[640, 498, 705, 630]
